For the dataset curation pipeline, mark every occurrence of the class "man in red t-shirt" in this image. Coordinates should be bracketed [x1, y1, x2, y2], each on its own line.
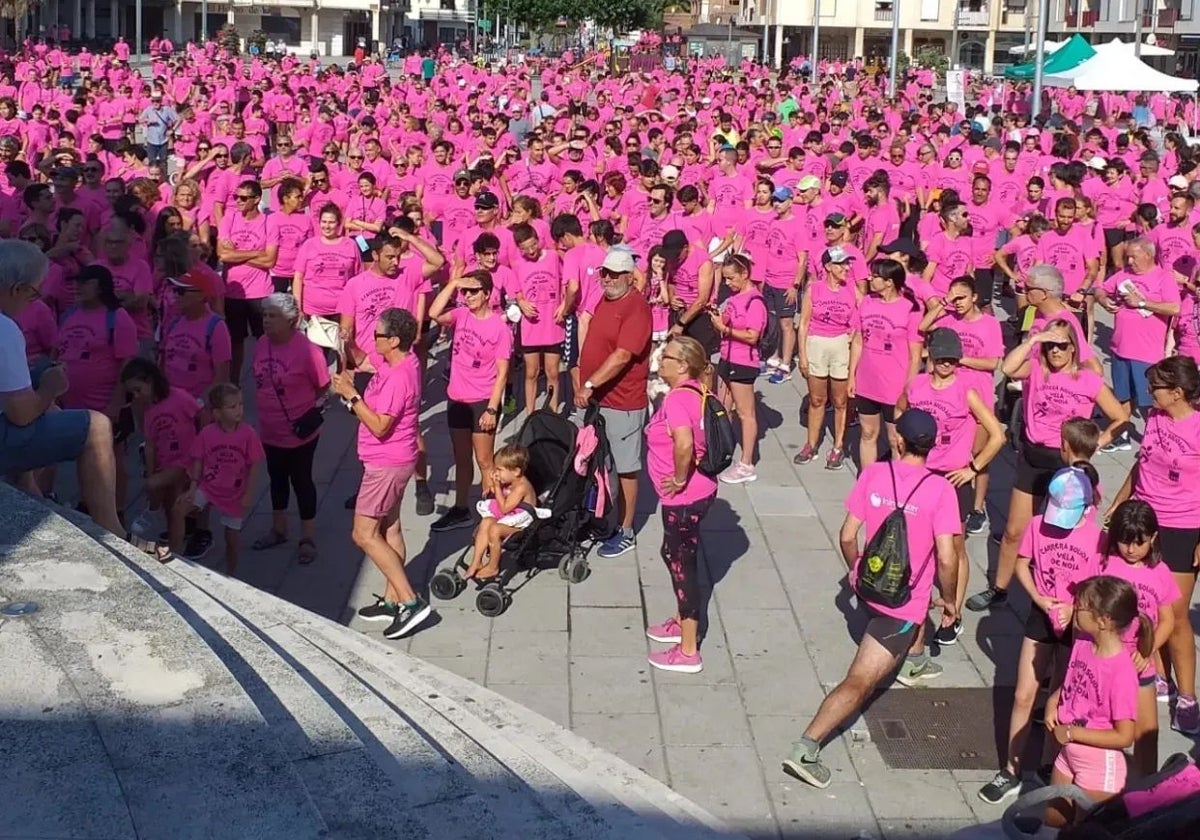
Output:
[576, 248, 652, 558]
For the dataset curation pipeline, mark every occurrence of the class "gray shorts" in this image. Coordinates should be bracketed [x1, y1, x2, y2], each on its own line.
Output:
[599, 406, 647, 475]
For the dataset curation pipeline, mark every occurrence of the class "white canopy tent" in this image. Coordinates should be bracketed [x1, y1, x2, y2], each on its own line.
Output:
[1093, 38, 1175, 58]
[1043, 51, 1198, 92]
[1008, 40, 1065, 57]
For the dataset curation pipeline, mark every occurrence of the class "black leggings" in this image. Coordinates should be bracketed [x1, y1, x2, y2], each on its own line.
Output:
[264, 437, 319, 520]
[660, 494, 715, 621]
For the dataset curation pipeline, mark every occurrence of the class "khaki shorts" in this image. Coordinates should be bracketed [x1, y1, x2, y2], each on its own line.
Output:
[805, 333, 851, 379]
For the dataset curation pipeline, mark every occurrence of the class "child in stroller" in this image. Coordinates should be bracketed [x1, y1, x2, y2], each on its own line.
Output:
[466, 444, 539, 580]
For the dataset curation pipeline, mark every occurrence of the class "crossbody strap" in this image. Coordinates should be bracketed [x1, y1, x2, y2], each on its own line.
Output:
[266, 341, 293, 426]
[888, 460, 936, 583]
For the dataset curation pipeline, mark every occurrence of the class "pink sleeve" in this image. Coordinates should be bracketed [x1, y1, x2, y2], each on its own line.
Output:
[662, 388, 698, 433]
[211, 320, 232, 365]
[1108, 667, 1140, 723]
[309, 341, 331, 389]
[907, 311, 922, 343]
[845, 468, 869, 519]
[247, 427, 266, 463]
[113, 310, 138, 359]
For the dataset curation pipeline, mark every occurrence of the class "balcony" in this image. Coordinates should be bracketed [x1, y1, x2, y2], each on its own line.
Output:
[875, 5, 894, 20]
[955, 8, 991, 24]
[1081, 8, 1098, 24]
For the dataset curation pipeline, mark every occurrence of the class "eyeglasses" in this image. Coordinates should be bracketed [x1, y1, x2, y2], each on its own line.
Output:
[325, 149, 339, 155]
[459, 287, 485, 296]
[349, 154, 364, 160]
[660, 353, 683, 363]
[1044, 341, 1073, 352]
[649, 198, 665, 205]
[767, 144, 782, 150]
[311, 178, 328, 186]
[1150, 383, 1176, 392]
[373, 332, 393, 340]
[235, 193, 256, 201]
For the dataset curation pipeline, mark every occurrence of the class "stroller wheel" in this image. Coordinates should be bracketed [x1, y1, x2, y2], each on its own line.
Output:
[430, 569, 466, 601]
[476, 584, 510, 618]
[564, 555, 591, 585]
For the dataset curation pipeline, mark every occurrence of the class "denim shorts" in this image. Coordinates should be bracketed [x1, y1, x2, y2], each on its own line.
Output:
[0, 409, 91, 473]
[1110, 354, 1151, 407]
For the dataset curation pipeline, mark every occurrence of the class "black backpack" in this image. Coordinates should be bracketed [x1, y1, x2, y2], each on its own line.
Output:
[855, 462, 932, 609]
[751, 294, 781, 361]
[680, 384, 736, 478]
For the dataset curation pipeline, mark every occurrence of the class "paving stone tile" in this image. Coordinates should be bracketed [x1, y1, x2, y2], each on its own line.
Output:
[664, 746, 774, 829]
[567, 561, 643, 608]
[747, 484, 816, 517]
[572, 713, 667, 783]
[486, 631, 569, 685]
[721, 608, 807, 658]
[734, 654, 828, 717]
[569, 656, 657, 714]
[768, 781, 877, 838]
[853, 748, 977, 821]
[489, 682, 571, 728]
[656, 684, 753, 746]
[568, 607, 647, 656]
[879, 817, 976, 839]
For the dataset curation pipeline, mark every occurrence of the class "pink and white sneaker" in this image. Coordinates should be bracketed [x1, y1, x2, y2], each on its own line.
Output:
[648, 644, 703, 673]
[646, 616, 683, 644]
[719, 461, 757, 485]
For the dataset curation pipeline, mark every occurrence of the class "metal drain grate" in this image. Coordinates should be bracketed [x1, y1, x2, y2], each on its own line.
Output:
[863, 687, 1011, 770]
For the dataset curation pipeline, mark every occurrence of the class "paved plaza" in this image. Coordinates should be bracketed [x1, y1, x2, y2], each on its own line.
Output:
[89, 323, 1196, 839]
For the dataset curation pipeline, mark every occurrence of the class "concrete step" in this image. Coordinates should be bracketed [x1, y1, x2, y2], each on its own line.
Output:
[34, 493, 739, 840]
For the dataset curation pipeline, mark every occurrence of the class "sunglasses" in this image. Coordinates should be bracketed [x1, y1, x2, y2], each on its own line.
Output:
[235, 194, 257, 201]
[373, 332, 393, 340]
[459, 287, 485, 296]
[1044, 341, 1073, 352]
[213, 153, 228, 159]
[349, 154, 364, 160]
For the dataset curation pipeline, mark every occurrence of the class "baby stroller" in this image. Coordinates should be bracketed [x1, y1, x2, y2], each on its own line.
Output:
[428, 405, 611, 618]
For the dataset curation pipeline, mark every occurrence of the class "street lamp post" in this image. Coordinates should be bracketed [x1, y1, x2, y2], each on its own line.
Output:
[889, 0, 900, 97]
[1134, 0, 1144, 57]
[201, 0, 208, 42]
[1032, 0, 1050, 119]
[950, 0, 960, 70]
[812, 0, 821, 76]
[726, 15, 733, 66]
[135, 0, 142, 63]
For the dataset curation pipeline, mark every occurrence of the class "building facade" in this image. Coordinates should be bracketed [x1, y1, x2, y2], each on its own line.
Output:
[20, 0, 475, 55]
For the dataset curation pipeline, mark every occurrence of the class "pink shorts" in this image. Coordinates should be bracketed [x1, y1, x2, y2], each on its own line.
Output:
[1053, 742, 1127, 794]
[355, 463, 416, 518]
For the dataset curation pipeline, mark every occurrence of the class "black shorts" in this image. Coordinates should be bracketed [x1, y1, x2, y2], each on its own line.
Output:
[933, 471, 974, 523]
[973, 267, 996, 307]
[762, 284, 798, 318]
[225, 296, 266, 343]
[522, 343, 561, 357]
[677, 310, 720, 358]
[862, 607, 918, 658]
[1104, 228, 1125, 251]
[446, 399, 494, 432]
[271, 275, 292, 294]
[1024, 603, 1074, 646]
[854, 395, 896, 424]
[1159, 526, 1200, 575]
[718, 359, 759, 385]
[1015, 437, 1062, 497]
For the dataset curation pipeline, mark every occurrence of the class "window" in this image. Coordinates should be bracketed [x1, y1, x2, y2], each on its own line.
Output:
[1183, 0, 1194, 19]
[440, 0, 456, 9]
[921, 0, 940, 20]
[261, 14, 299, 43]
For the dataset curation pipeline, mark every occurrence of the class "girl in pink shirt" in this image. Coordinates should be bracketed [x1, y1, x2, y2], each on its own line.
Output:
[1045, 575, 1145, 817]
[178, 383, 264, 575]
[122, 359, 198, 557]
[1101, 500, 1180, 776]
[709, 253, 766, 484]
[292, 205, 360, 318]
[511, 224, 566, 413]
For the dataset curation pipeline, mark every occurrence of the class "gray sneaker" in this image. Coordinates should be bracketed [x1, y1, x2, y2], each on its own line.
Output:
[895, 657, 943, 687]
[781, 743, 832, 789]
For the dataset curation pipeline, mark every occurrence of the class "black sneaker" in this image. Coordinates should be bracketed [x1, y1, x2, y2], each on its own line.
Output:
[933, 618, 964, 646]
[357, 595, 397, 623]
[966, 585, 1007, 612]
[430, 506, 471, 532]
[383, 596, 432, 639]
[965, 509, 988, 535]
[978, 769, 1021, 805]
[181, 528, 213, 560]
[414, 481, 435, 517]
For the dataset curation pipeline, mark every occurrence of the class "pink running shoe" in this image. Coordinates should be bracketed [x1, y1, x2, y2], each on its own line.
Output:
[1173, 694, 1200, 735]
[646, 616, 682, 644]
[648, 644, 703, 673]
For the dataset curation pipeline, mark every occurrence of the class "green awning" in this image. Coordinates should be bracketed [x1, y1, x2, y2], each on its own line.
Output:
[1005, 34, 1096, 80]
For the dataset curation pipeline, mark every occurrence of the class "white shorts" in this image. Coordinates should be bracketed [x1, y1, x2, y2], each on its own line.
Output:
[193, 488, 244, 531]
[475, 499, 534, 530]
[805, 333, 851, 379]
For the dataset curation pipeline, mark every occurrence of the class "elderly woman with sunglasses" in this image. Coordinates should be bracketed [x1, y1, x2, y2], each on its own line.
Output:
[969, 319, 1127, 614]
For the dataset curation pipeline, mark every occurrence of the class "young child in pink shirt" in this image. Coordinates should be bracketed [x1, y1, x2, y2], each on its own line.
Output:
[467, 444, 538, 581]
[1044, 575, 1147, 823]
[176, 383, 264, 575]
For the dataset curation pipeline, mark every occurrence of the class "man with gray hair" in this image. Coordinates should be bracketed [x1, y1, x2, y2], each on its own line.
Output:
[1096, 237, 1180, 452]
[1024, 264, 1103, 376]
[575, 246, 653, 558]
[0, 240, 123, 536]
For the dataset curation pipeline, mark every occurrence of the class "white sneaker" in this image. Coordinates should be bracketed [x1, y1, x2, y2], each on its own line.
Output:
[765, 356, 784, 371]
[719, 462, 758, 484]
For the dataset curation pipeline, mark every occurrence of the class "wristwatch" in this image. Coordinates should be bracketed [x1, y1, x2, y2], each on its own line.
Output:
[1137, 300, 1147, 310]
[584, 380, 596, 391]
[347, 394, 362, 411]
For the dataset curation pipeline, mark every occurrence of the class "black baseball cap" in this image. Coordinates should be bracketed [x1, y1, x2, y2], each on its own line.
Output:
[896, 409, 938, 448]
[927, 328, 963, 361]
[880, 238, 922, 259]
[474, 190, 500, 210]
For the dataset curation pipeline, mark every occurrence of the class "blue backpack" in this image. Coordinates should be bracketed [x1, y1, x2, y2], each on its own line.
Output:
[63, 306, 116, 345]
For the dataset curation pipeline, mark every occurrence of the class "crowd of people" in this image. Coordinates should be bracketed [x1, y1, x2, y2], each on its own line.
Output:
[1, 35, 1199, 818]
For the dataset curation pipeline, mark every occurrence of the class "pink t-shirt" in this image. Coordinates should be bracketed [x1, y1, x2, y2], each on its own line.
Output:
[218, 211, 275, 300]
[339, 269, 410, 364]
[268, 210, 314, 277]
[924, 232, 977, 294]
[903, 373, 976, 472]
[1022, 359, 1104, 447]
[1037, 226, 1098, 296]
[1056, 638, 1139, 730]
[1101, 268, 1178, 363]
[293, 237, 361, 316]
[513, 249, 565, 346]
[251, 332, 331, 448]
[1017, 513, 1103, 604]
[1133, 409, 1200, 528]
[852, 295, 921, 405]
[846, 460, 963, 624]
[15, 298, 57, 360]
[93, 256, 155, 340]
[160, 312, 233, 401]
[357, 352, 421, 468]
[942, 311, 1003, 409]
[1104, 557, 1180, 679]
[447, 307, 514, 404]
[57, 306, 138, 410]
[720, 289, 768, 368]
[645, 379, 718, 508]
[763, 213, 808, 288]
[144, 387, 200, 471]
[806, 278, 858, 338]
[191, 421, 265, 518]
